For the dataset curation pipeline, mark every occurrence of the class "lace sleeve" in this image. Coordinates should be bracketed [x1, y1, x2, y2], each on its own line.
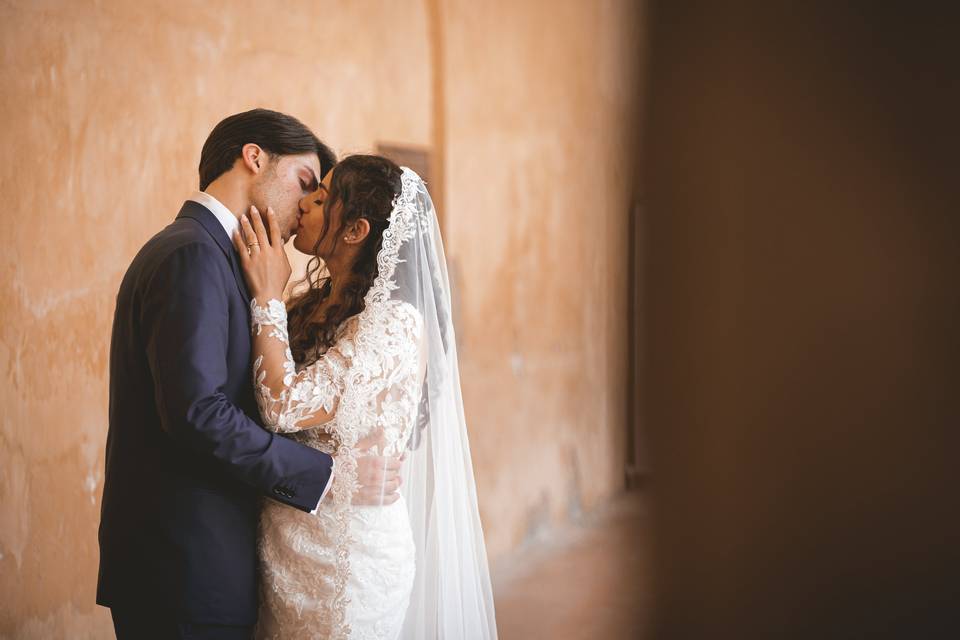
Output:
[249, 298, 349, 433]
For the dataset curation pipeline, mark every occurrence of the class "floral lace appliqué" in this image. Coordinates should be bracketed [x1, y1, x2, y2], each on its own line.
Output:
[251, 291, 423, 640]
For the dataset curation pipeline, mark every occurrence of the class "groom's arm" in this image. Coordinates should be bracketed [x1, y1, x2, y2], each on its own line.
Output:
[142, 242, 331, 512]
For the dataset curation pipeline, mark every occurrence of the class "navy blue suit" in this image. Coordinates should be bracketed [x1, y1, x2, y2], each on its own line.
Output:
[97, 201, 333, 629]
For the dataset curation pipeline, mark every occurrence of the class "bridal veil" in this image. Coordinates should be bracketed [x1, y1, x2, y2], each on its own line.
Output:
[326, 167, 498, 639]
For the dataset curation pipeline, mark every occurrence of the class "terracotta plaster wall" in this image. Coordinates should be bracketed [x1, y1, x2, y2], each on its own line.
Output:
[1, 0, 643, 635]
[0, 1, 429, 637]
[440, 0, 644, 558]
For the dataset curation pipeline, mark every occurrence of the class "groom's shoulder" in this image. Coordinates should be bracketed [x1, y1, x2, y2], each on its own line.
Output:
[140, 213, 220, 259]
[124, 215, 226, 285]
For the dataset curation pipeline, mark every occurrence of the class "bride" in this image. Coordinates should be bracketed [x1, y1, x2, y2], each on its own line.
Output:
[232, 155, 497, 639]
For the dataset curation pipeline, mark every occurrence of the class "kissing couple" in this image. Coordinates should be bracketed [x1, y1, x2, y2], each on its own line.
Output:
[97, 109, 497, 639]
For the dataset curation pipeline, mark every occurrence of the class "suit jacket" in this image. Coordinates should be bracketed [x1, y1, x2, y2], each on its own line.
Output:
[97, 201, 333, 624]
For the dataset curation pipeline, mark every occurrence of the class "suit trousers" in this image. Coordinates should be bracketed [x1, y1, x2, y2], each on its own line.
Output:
[110, 608, 253, 640]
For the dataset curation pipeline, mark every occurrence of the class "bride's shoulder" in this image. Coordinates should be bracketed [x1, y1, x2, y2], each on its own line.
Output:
[380, 299, 424, 332]
[388, 298, 422, 319]
[335, 313, 360, 337]
[357, 299, 423, 336]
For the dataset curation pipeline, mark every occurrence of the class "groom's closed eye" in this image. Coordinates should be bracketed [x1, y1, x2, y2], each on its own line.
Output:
[299, 177, 316, 194]
[299, 169, 319, 194]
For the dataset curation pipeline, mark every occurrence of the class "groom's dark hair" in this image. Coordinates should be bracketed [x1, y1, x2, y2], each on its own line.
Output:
[198, 109, 337, 190]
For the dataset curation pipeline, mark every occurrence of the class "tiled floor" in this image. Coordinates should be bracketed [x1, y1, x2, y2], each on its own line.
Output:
[492, 490, 650, 640]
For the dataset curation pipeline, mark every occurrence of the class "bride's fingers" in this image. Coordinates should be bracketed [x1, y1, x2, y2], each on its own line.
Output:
[239, 214, 261, 255]
[249, 205, 270, 248]
[266, 207, 282, 248]
[232, 230, 249, 263]
[236, 217, 250, 247]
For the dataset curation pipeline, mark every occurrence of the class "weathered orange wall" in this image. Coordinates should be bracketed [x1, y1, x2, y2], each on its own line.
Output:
[0, 0, 642, 636]
[440, 0, 643, 557]
[0, 1, 430, 637]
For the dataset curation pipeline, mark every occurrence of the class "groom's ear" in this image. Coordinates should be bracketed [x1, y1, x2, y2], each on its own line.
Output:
[240, 143, 267, 175]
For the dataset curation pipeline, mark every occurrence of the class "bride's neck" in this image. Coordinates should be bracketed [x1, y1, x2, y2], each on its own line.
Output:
[323, 264, 354, 309]
[322, 251, 361, 308]
[326, 277, 347, 306]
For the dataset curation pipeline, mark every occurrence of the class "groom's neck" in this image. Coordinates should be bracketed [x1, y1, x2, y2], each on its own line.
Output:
[204, 175, 248, 220]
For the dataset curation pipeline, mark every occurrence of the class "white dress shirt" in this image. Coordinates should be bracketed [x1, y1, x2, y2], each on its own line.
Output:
[188, 190, 240, 243]
[187, 191, 333, 511]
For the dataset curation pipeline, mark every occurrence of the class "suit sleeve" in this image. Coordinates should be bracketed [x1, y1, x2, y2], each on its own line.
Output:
[142, 242, 332, 511]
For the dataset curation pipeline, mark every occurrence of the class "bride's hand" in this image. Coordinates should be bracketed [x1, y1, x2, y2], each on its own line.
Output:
[233, 205, 291, 301]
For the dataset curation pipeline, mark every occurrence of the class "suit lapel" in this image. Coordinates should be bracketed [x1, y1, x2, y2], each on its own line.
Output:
[176, 201, 252, 305]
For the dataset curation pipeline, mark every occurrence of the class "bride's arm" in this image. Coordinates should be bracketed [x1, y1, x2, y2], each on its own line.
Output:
[232, 206, 346, 433]
[249, 297, 346, 433]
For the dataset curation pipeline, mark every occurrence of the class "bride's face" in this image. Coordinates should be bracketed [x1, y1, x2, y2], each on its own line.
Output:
[293, 169, 339, 258]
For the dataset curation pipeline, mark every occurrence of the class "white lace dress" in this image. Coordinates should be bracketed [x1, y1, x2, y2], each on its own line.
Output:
[250, 297, 424, 640]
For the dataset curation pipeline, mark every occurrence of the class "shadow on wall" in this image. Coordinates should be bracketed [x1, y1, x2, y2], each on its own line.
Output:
[517, 448, 585, 547]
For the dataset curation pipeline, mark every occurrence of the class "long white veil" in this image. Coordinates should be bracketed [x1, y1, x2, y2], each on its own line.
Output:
[327, 167, 498, 639]
[392, 169, 498, 639]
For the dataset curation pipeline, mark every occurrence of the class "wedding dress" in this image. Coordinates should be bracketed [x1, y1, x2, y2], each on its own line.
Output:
[252, 168, 498, 639]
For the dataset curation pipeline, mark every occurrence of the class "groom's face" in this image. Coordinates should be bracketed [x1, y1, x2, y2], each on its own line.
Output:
[250, 151, 322, 243]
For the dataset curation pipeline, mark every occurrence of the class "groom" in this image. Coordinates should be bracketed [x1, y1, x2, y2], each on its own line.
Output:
[97, 109, 402, 639]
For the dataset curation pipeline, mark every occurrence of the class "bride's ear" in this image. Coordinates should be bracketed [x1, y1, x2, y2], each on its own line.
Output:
[343, 218, 371, 245]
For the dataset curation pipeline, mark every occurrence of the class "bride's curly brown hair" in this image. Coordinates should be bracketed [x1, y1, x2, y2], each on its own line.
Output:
[286, 154, 403, 364]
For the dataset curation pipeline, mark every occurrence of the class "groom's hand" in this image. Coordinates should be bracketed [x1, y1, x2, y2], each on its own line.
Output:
[353, 453, 404, 506]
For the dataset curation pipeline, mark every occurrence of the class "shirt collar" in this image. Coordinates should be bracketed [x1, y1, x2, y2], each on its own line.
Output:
[187, 191, 240, 250]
